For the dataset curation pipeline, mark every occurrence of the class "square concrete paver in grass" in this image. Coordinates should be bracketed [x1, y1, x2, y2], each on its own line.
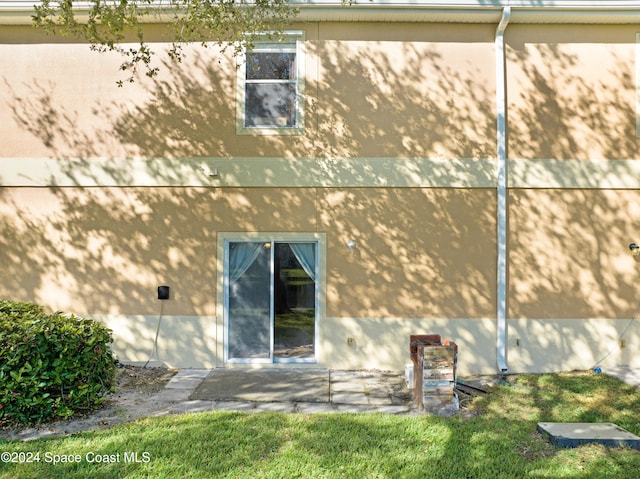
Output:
[190, 369, 330, 403]
[538, 422, 640, 449]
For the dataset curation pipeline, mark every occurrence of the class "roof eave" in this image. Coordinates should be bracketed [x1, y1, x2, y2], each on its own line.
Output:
[3, 2, 640, 25]
[300, 7, 640, 24]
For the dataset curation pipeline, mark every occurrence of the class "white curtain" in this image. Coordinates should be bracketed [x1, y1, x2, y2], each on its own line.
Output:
[229, 242, 264, 282]
[290, 243, 316, 281]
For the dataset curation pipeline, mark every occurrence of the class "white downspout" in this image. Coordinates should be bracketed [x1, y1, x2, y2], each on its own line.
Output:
[496, 6, 511, 373]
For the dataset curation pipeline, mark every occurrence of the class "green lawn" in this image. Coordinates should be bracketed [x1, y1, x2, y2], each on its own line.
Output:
[2, 372, 640, 478]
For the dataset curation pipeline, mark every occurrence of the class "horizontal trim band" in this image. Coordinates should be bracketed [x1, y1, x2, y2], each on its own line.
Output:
[0, 156, 497, 188]
[509, 158, 640, 189]
[2, 157, 640, 188]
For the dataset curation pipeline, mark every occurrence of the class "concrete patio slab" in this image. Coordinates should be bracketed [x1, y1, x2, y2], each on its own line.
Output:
[538, 422, 640, 449]
[253, 402, 297, 413]
[330, 380, 365, 393]
[295, 402, 338, 414]
[331, 392, 370, 405]
[367, 392, 399, 406]
[329, 370, 409, 406]
[190, 369, 330, 403]
[168, 400, 217, 415]
[334, 404, 375, 413]
[215, 401, 260, 412]
[165, 369, 211, 389]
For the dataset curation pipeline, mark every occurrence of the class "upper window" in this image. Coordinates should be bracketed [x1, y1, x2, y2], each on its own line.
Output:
[237, 31, 305, 135]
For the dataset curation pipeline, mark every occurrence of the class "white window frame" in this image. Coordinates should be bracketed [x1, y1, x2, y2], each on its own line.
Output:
[236, 31, 305, 136]
[217, 232, 325, 364]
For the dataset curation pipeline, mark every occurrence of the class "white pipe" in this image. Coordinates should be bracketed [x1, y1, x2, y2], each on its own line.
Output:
[495, 6, 511, 374]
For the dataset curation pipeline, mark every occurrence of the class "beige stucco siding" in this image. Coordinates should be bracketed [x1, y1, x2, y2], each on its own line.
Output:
[506, 24, 640, 161]
[314, 23, 496, 159]
[0, 187, 317, 316]
[0, 22, 495, 160]
[2, 18, 640, 374]
[0, 186, 495, 318]
[0, 29, 236, 159]
[320, 188, 496, 319]
[509, 189, 640, 320]
[0, 186, 496, 374]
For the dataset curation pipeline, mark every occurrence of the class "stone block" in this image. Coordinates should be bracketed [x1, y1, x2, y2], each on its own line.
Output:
[422, 394, 459, 414]
[422, 379, 454, 391]
[423, 368, 455, 380]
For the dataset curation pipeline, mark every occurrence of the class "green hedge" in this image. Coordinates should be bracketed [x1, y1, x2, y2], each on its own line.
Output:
[0, 300, 115, 425]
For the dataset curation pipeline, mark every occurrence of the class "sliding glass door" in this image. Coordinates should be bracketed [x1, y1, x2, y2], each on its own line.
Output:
[227, 242, 271, 360]
[225, 240, 317, 363]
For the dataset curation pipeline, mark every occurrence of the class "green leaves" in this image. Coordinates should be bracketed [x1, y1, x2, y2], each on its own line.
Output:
[32, 0, 298, 85]
[0, 300, 115, 426]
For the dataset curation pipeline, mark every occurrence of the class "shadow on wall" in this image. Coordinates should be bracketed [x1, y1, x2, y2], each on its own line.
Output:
[507, 27, 640, 161]
[505, 33, 640, 321]
[0, 35, 498, 298]
[3, 31, 498, 161]
[94, 314, 219, 368]
[319, 187, 496, 320]
[1, 26, 640, 370]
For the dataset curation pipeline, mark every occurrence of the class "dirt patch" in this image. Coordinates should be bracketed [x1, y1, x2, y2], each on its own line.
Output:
[112, 363, 177, 394]
[0, 365, 179, 441]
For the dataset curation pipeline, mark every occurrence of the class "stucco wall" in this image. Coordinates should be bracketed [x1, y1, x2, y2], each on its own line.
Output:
[0, 22, 495, 160]
[0, 185, 497, 375]
[0, 186, 494, 315]
[2, 20, 640, 374]
[506, 24, 640, 161]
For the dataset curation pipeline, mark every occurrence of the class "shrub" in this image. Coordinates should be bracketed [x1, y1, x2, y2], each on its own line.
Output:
[0, 299, 45, 318]
[0, 300, 115, 425]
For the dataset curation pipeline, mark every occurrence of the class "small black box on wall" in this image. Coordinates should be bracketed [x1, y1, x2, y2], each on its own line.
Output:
[157, 285, 170, 300]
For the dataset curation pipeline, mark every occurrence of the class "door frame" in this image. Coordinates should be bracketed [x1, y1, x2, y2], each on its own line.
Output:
[217, 232, 326, 365]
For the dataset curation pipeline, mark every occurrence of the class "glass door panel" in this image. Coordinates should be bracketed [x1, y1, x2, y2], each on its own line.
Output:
[227, 242, 272, 360]
[274, 243, 316, 360]
[225, 239, 317, 363]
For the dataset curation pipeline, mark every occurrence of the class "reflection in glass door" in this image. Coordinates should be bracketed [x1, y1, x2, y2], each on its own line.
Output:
[226, 240, 317, 363]
[227, 243, 271, 360]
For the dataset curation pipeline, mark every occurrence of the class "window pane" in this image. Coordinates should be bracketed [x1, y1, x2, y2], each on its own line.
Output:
[245, 83, 296, 127]
[246, 52, 296, 80]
